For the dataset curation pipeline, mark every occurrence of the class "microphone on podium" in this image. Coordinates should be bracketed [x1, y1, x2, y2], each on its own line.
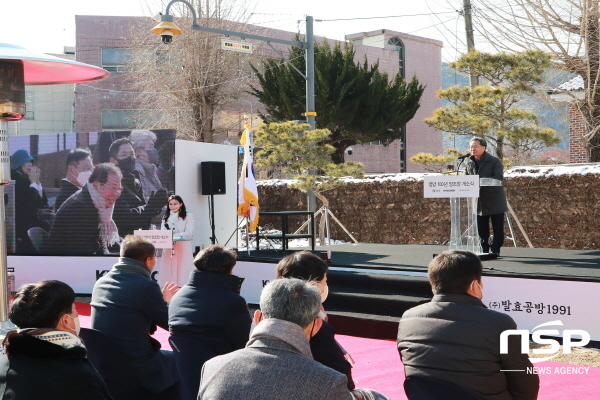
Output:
[457, 153, 471, 160]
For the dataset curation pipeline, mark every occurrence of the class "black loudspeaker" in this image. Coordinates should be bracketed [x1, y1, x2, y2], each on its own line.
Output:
[200, 161, 226, 195]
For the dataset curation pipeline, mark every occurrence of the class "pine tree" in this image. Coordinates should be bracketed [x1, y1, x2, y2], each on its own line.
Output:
[255, 122, 364, 243]
[425, 50, 560, 160]
[249, 40, 424, 163]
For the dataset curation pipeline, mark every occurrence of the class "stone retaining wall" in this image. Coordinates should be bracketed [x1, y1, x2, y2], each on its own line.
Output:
[257, 166, 600, 250]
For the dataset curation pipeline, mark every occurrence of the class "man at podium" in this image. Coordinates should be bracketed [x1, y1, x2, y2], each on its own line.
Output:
[465, 138, 507, 256]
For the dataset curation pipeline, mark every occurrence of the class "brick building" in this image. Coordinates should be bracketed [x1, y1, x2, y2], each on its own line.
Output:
[75, 16, 443, 173]
[552, 76, 587, 163]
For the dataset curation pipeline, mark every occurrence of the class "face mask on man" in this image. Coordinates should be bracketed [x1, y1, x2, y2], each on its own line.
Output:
[146, 148, 159, 165]
[66, 314, 81, 335]
[75, 169, 92, 187]
[117, 156, 136, 172]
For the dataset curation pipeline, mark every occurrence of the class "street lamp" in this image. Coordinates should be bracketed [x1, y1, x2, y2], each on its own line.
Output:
[0, 43, 109, 334]
[150, 0, 318, 222]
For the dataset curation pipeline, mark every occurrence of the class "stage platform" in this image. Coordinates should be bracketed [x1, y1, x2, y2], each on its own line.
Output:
[238, 243, 600, 342]
[238, 243, 600, 282]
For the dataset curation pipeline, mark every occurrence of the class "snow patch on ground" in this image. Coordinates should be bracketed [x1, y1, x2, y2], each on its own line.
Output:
[257, 163, 600, 187]
[237, 229, 348, 250]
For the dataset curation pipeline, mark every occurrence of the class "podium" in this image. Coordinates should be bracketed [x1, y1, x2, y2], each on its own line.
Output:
[448, 178, 503, 254]
[424, 175, 499, 255]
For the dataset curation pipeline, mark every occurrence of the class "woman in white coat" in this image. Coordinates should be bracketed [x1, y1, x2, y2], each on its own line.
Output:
[158, 195, 195, 287]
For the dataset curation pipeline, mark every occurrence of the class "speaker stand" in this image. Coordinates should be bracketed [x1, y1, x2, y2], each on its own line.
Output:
[208, 194, 217, 245]
[224, 217, 252, 256]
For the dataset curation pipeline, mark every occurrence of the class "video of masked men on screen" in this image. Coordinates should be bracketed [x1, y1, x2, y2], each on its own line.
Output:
[8, 130, 176, 256]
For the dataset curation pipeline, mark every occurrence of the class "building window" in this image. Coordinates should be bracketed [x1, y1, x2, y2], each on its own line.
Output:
[102, 109, 140, 130]
[24, 91, 34, 120]
[388, 37, 405, 79]
[101, 48, 133, 72]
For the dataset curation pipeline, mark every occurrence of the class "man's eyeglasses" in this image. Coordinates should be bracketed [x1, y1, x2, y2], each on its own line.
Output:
[101, 183, 124, 192]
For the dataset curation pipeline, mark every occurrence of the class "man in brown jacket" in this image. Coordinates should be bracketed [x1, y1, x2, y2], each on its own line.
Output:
[398, 250, 539, 400]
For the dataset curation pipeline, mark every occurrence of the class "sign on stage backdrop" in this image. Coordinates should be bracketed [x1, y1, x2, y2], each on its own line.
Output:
[8, 130, 176, 256]
[484, 276, 600, 341]
[423, 175, 479, 198]
[9, 257, 276, 305]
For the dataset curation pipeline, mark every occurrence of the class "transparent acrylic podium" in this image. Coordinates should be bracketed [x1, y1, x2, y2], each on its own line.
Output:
[448, 177, 503, 254]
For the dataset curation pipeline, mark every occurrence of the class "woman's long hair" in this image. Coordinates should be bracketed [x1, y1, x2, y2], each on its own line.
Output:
[162, 194, 187, 227]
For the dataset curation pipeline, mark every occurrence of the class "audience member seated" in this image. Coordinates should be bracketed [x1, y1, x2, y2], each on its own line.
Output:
[54, 148, 94, 211]
[169, 244, 251, 400]
[91, 235, 180, 400]
[198, 278, 352, 400]
[397, 250, 539, 400]
[0, 280, 112, 400]
[276, 250, 355, 390]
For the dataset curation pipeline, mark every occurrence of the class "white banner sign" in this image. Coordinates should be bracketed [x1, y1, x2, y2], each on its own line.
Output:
[234, 261, 277, 304]
[8, 256, 277, 305]
[484, 276, 600, 341]
[134, 230, 172, 249]
[424, 175, 479, 198]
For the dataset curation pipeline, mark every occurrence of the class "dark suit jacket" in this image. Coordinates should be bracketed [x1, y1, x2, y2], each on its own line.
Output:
[398, 294, 539, 400]
[11, 170, 49, 253]
[465, 152, 508, 216]
[54, 178, 80, 212]
[310, 320, 354, 390]
[169, 270, 251, 354]
[45, 185, 103, 255]
[91, 257, 179, 393]
[169, 271, 251, 400]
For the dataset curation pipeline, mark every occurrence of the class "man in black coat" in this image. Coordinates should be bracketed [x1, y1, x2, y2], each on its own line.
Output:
[92, 235, 180, 399]
[465, 137, 508, 256]
[46, 163, 123, 255]
[108, 137, 166, 236]
[54, 148, 94, 212]
[168, 245, 251, 400]
[398, 250, 539, 400]
[0, 280, 112, 400]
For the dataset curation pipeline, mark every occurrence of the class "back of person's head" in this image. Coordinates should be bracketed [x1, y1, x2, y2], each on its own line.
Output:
[193, 244, 236, 274]
[89, 163, 122, 184]
[9, 280, 75, 329]
[428, 250, 482, 295]
[276, 250, 327, 281]
[260, 278, 320, 329]
[120, 235, 155, 263]
[66, 148, 91, 168]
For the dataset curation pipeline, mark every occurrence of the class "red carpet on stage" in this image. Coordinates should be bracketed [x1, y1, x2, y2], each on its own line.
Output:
[76, 303, 600, 399]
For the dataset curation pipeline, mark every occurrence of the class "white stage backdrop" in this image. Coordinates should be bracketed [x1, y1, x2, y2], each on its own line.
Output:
[234, 261, 277, 304]
[9, 252, 600, 341]
[8, 256, 276, 305]
[175, 140, 238, 251]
